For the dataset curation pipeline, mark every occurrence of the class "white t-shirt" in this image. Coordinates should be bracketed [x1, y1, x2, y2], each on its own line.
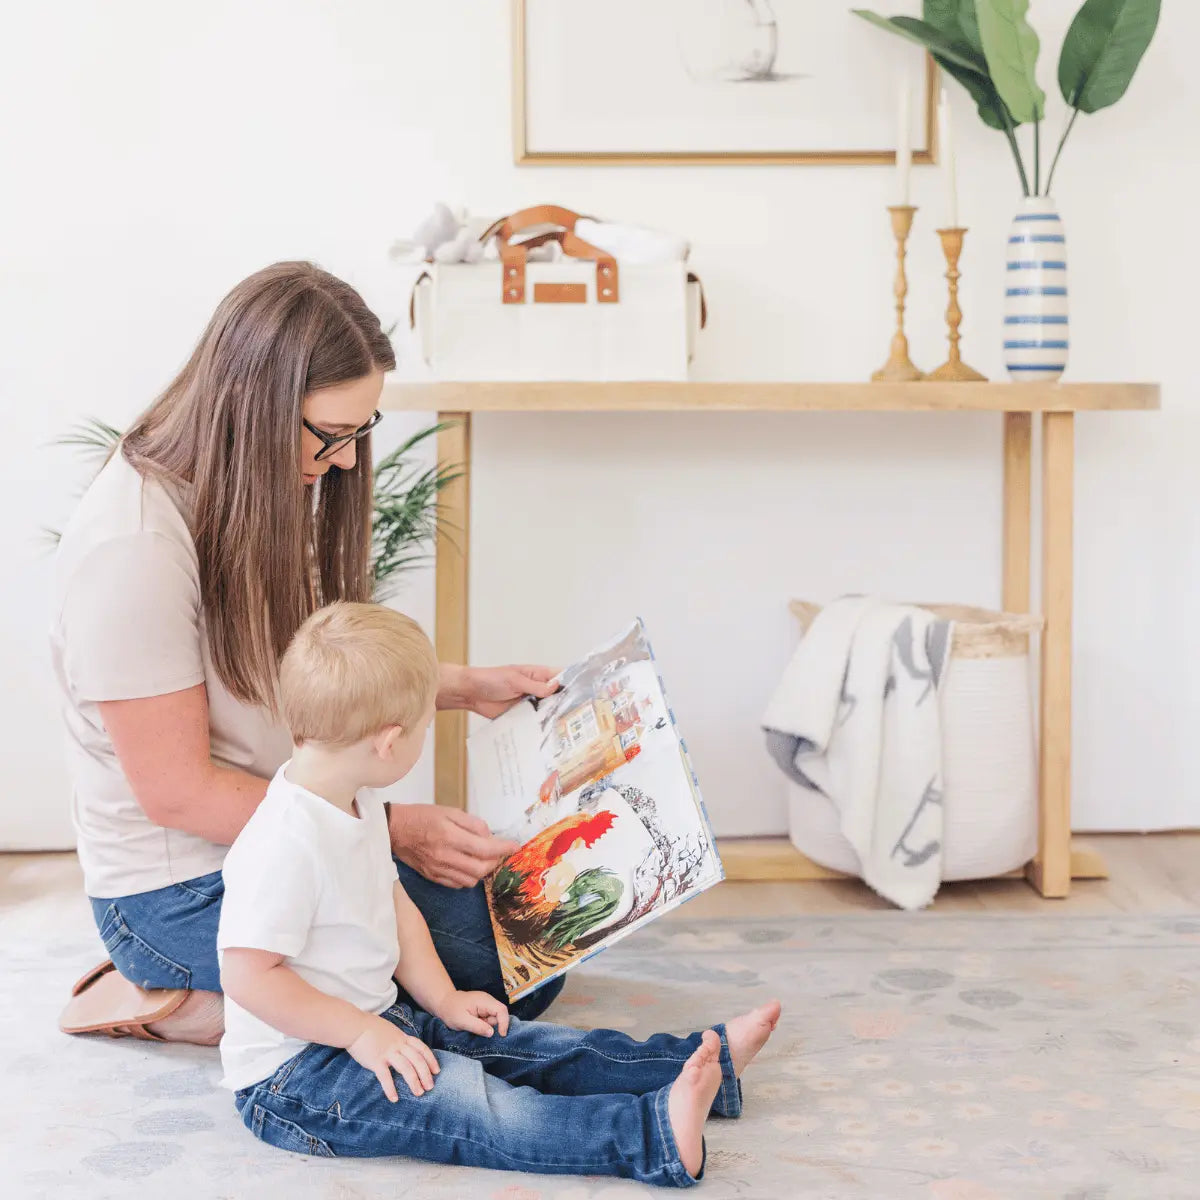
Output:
[217, 765, 401, 1091]
[51, 453, 293, 897]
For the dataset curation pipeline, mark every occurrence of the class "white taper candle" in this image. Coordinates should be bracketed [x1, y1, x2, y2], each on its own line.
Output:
[896, 78, 912, 205]
[938, 88, 958, 227]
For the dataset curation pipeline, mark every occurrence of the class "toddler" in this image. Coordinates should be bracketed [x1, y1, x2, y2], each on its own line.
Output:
[218, 602, 780, 1187]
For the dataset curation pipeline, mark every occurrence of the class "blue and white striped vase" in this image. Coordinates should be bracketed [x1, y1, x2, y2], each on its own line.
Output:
[1004, 197, 1069, 381]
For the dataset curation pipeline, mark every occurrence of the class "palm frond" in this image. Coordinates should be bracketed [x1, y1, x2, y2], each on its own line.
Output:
[370, 420, 462, 598]
[54, 418, 124, 460]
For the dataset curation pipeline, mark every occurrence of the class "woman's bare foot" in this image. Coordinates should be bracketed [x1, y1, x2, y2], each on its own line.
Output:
[667, 1030, 723, 1177]
[147, 990, 225, 1046]
[725, 999, 782, 1076]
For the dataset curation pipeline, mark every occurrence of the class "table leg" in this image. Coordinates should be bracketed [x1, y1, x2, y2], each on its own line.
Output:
[1002, 413, 1032, 613]
[434, 411, 472, 810]
[1027, 411, 1074, 897]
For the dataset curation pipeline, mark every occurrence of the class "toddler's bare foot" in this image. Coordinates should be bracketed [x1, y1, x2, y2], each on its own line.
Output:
[667, 1030, 722, 1178]
[725, 999, 781, 1076]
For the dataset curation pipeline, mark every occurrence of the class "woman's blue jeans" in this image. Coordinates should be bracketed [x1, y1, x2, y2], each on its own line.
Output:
[88, 858, 565, 1021]
[232, 1002, 741, 1187]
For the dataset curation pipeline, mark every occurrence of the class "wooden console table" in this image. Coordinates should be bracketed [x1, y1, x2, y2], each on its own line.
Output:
[380, 380, 1160, 898]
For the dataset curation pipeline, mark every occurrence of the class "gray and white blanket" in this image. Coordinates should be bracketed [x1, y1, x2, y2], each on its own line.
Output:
[762, 597, 953, 910]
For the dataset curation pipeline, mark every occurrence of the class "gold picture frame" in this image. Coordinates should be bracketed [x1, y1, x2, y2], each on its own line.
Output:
[512, 0, 938, 168]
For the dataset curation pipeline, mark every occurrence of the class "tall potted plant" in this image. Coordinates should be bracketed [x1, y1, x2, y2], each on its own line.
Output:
[854, 0, 1161, 380]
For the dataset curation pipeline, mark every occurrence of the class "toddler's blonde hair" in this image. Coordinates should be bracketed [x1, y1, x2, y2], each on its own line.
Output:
[280, 602, 439, 745]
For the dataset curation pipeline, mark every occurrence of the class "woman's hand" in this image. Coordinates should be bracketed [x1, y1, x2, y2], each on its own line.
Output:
[437, 990, 510, 1038]
[390, 805, 519, 889]
[347, 1014, 440, 1101]
[441, 664, 560, 720]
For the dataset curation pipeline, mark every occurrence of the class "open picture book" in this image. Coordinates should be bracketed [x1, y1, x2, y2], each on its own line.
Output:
[468, 619, 724, 1000]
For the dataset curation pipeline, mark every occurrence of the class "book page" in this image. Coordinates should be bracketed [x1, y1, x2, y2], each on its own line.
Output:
[469, 620, 723, 1000]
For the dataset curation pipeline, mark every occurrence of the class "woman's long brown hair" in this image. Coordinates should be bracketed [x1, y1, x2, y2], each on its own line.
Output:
[122, 261, 395, 710]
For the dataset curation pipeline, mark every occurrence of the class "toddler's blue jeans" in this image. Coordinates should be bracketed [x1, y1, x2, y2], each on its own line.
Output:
[233, 1002, 741, 1187]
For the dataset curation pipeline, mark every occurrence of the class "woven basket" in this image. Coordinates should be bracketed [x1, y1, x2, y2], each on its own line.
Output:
[785, 601, 1041, 882]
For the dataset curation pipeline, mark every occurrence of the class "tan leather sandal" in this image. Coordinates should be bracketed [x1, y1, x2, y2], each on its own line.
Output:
[58, 960, 188, 1041]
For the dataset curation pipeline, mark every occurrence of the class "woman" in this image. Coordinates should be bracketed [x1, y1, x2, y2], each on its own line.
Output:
[53, 262, 561, 1044]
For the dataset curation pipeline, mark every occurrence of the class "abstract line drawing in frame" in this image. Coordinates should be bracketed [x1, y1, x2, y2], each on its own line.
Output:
[513, 0, 938, 166]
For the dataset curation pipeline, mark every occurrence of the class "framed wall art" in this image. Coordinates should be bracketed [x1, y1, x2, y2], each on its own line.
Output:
[513, 0, 937, 166]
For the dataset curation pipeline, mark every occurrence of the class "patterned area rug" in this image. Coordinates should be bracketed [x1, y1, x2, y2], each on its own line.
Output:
[7, 912, 1200, 1200]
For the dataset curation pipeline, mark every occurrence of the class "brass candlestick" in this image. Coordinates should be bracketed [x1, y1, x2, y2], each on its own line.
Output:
[926, 226, 987, 382]
[871, 205, 924, 382]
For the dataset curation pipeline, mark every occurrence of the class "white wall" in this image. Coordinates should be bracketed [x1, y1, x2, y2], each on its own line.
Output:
[1, 0, 1194, 848]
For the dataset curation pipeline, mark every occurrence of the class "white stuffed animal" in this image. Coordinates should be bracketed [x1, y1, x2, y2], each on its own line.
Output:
[389, 203, 490, 264]
[390, 203, 563, 265]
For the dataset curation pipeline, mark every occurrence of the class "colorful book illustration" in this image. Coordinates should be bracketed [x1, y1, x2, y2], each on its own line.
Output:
[468, 619, 723, 1001]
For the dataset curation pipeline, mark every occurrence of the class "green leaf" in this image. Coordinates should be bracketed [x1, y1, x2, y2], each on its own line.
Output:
[958, 0, 983, 51]
[921, 0, 982, 53]
[891, 15, 989, 71]
[975, 0, 1046, 123]
[370, 419, 461, 597]
[55, 418, 123, 461]
[921, 0, 980, 51]
[919, 2, 1018, 130]
[922, 0, 963, 38]
[1058, 0, 1160, 113]
[932, 51, 1010, 129]
[852, 10, 988, 74]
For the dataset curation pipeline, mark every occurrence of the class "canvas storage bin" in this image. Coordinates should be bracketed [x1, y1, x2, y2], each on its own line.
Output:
[409, 205, 706, 381]
[786, 601, 1040, 882]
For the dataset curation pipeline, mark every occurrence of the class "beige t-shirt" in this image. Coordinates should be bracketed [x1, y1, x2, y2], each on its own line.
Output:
[51, 453, 292, 898]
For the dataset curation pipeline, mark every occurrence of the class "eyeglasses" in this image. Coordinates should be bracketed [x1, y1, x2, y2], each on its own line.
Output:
[303, 410, 384, 461]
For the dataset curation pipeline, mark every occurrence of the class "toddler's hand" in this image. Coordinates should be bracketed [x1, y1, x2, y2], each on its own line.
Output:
[440, 990, 511, 1038]
[347, 1014, 440, 1102]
